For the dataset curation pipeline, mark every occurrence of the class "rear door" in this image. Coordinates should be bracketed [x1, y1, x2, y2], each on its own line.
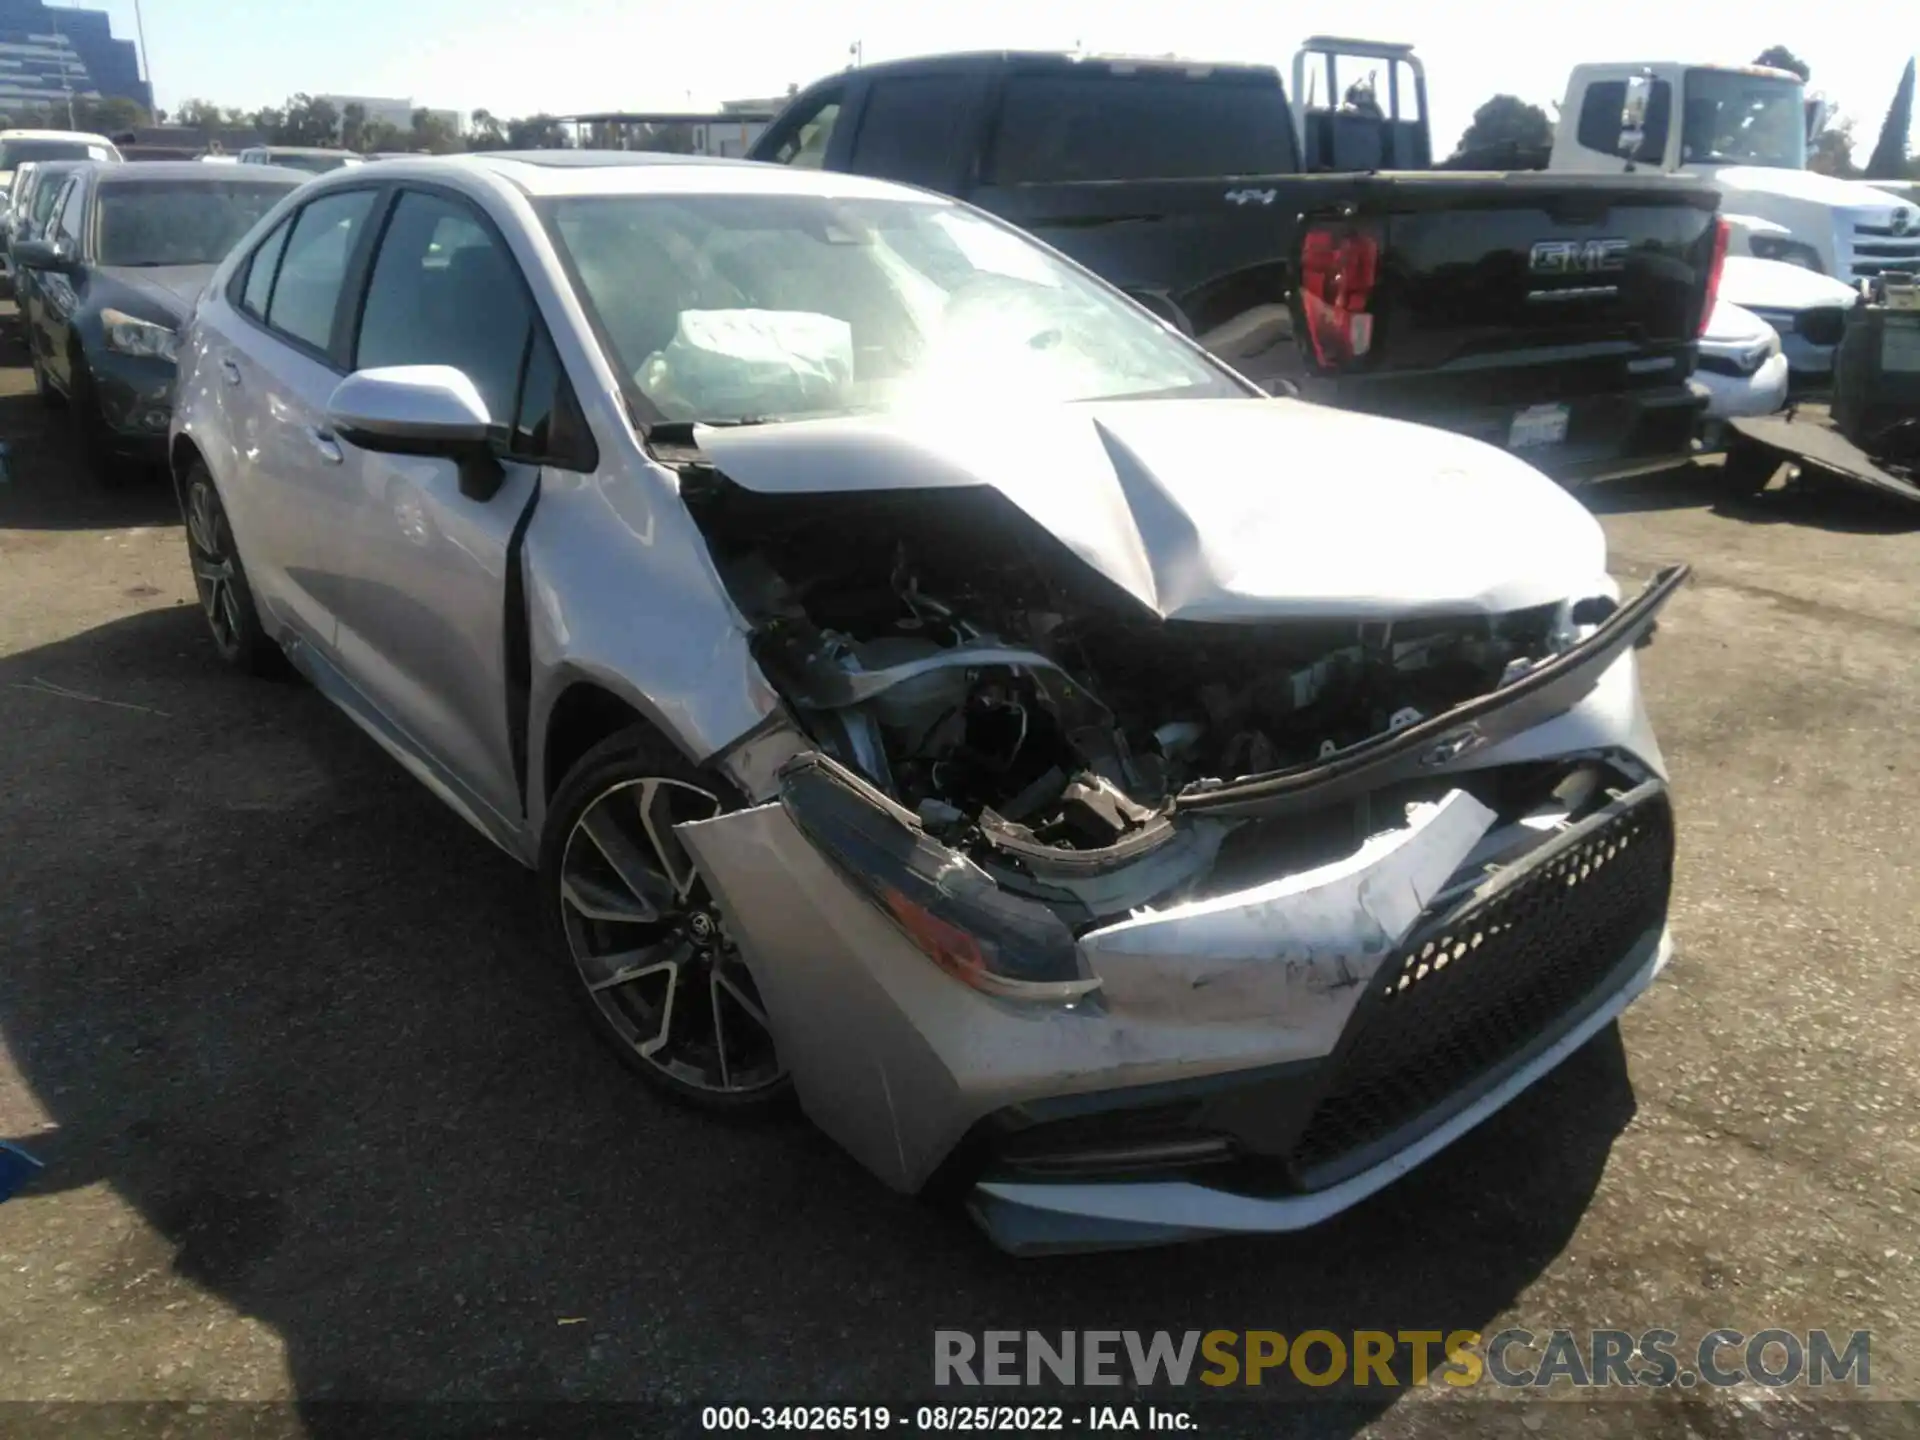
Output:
[326, 184, 579, 825]
[35, 173, 90, 386]
[217, 183, 385, 655]
[841, 71, 992, 195]
[965, 65, 1304, 360]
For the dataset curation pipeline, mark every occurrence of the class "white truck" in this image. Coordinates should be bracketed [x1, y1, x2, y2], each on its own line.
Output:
[1546, 61, 1920, 285]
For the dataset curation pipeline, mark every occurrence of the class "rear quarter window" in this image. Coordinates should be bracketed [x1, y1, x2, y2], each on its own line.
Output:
[849, 75, 975, 187]
[989, 73, 1297, 183]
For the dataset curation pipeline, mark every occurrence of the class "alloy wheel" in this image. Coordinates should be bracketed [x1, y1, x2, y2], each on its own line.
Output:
[558, 777, 784, 1097]
[185, 478, 244, 659]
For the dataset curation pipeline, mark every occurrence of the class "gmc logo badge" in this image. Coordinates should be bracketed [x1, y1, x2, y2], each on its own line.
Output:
[1529, 238, 1631, 275]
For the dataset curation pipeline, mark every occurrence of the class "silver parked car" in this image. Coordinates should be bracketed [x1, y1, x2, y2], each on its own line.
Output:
[170, 152, 1686, 1254]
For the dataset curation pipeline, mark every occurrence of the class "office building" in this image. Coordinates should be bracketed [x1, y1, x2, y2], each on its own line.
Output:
[0, 0, 150, 117]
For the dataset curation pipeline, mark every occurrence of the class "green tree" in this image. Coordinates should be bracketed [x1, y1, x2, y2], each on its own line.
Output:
[409, 107, 461, 154]
[273, 94, 340, 146]
[174, 97, 227, 129]
[467, 108, 507, 150]
[1865, 58, 1915, 181]
[360, 118, 405, 152]
[338, 102, 369, 152]
[1451, 94, 1553, 160]
[505, 113, 569, 149]
[74, 95, 149, 134]
[1753, 46, 1811, 83]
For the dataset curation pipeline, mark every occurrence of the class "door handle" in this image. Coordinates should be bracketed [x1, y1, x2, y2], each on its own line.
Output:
[219, 358, 241, 386]
[306, 426, 343, 465]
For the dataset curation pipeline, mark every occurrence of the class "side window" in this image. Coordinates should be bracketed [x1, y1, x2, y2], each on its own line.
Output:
[1577, 77, 1672, 162]
[510, 328, 592, 466]
[240, 215, 293, 319]
[265, 188, 377, 354]
[848, 76, 974, 187]
[354, 189, 532, 424]
[768, 95, 842, 168]
[1576, 82, 1628, 153]
[52, 178, 85, 247]
[38, 180, 70, 240]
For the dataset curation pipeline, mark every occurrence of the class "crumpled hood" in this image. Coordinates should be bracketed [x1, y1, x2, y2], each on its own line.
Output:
[694, 398, 1609, 621]
[97, 264, 214, 318]
[1701, 298, 1778, 352]
[1712, 165, 1916, 213]
[1718, 255, 1858, 313]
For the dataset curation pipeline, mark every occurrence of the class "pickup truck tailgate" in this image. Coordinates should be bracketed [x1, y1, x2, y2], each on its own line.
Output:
[1288, 172, 1722, 475]
[1350, 173, 1721, 399]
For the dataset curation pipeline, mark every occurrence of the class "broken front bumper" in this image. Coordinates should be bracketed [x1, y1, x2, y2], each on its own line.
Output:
[676, 571, 1685, 1255]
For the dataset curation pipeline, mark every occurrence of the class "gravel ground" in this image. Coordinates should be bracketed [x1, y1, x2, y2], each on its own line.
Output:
[1, 302, 1916, 1438]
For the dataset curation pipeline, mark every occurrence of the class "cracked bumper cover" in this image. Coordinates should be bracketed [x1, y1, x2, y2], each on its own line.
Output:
[675, 573, 1683, 1254]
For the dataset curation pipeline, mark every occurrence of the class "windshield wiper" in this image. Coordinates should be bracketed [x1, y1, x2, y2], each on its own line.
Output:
[643, 416, 787, 442]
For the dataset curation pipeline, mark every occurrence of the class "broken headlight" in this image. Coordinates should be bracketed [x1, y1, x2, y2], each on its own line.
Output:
[100, 308, 180, 364]
[780, 756, 1101, 1004]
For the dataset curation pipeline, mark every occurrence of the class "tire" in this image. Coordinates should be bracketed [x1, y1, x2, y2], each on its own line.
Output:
[540, 724, 790, 1113]
[182, 462, 286, 677]
[1720, 433, 1778, 500]
[68, 348, 133, 487]
[31, 346, 65, 410]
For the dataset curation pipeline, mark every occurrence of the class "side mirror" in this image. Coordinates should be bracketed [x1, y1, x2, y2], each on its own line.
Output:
[1804, 97, 1830, 144]
[327, 365, 506, 501]
[13, 237, 74, 272]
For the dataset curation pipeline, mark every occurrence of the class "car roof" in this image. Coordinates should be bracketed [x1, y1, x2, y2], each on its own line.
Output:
[92, 160, 309, 184]
[311, 149, 953, 203]
[0, 128, 116, 142]
[818, 50, 1283, 84]
[246, 145, 355, 155]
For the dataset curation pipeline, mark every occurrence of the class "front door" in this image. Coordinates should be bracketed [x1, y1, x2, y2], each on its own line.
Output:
[326, 186, 554, 826]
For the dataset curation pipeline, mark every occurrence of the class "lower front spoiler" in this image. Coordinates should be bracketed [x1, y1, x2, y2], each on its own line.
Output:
[969, 923, 1672, 1257]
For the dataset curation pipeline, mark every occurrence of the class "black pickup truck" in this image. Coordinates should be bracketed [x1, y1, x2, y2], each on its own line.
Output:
[748, 52, 1728, 483]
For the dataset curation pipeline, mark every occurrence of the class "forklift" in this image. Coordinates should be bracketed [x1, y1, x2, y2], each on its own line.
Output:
[1723, 270, 1920, 508]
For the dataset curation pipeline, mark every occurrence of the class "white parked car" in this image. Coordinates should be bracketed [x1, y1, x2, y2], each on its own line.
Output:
[168, 152, 1687, 1254]
[1716, 255, 1861, 388]
[1694, 298, 1788, 449]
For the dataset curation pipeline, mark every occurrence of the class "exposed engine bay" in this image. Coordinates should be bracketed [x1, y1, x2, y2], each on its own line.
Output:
[685, 472, 1607, 880]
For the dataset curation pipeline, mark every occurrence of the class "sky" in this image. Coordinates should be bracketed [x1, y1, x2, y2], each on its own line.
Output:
[77, 0, 1918, 158]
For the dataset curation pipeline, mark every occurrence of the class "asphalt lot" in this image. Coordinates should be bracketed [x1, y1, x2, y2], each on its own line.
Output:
[1, 297, 1917, 1439]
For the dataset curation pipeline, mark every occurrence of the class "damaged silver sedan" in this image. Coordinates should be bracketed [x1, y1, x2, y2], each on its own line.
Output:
[170, 152, 1686, 1255]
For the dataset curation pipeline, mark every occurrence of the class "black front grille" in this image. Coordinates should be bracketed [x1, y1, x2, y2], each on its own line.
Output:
[1797, 307, 1849, 347]
[1289, 789, 1674, 1178]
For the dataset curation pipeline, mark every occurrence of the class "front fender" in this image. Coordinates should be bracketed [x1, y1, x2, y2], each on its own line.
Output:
[522, 460, 779, 839]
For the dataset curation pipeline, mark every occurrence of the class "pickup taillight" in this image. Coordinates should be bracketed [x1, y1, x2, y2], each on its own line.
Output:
[1699, 217, 1730, 337]
[1300, 221, 1381, 369]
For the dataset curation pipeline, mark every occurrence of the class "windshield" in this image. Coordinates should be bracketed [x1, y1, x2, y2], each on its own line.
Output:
[95, 181, 293, 267]
[271, 152, 357, 174]
[546, 192, 1246, 426]
[0, 138, 115, 169]
[1681, 69, 1808, 169]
